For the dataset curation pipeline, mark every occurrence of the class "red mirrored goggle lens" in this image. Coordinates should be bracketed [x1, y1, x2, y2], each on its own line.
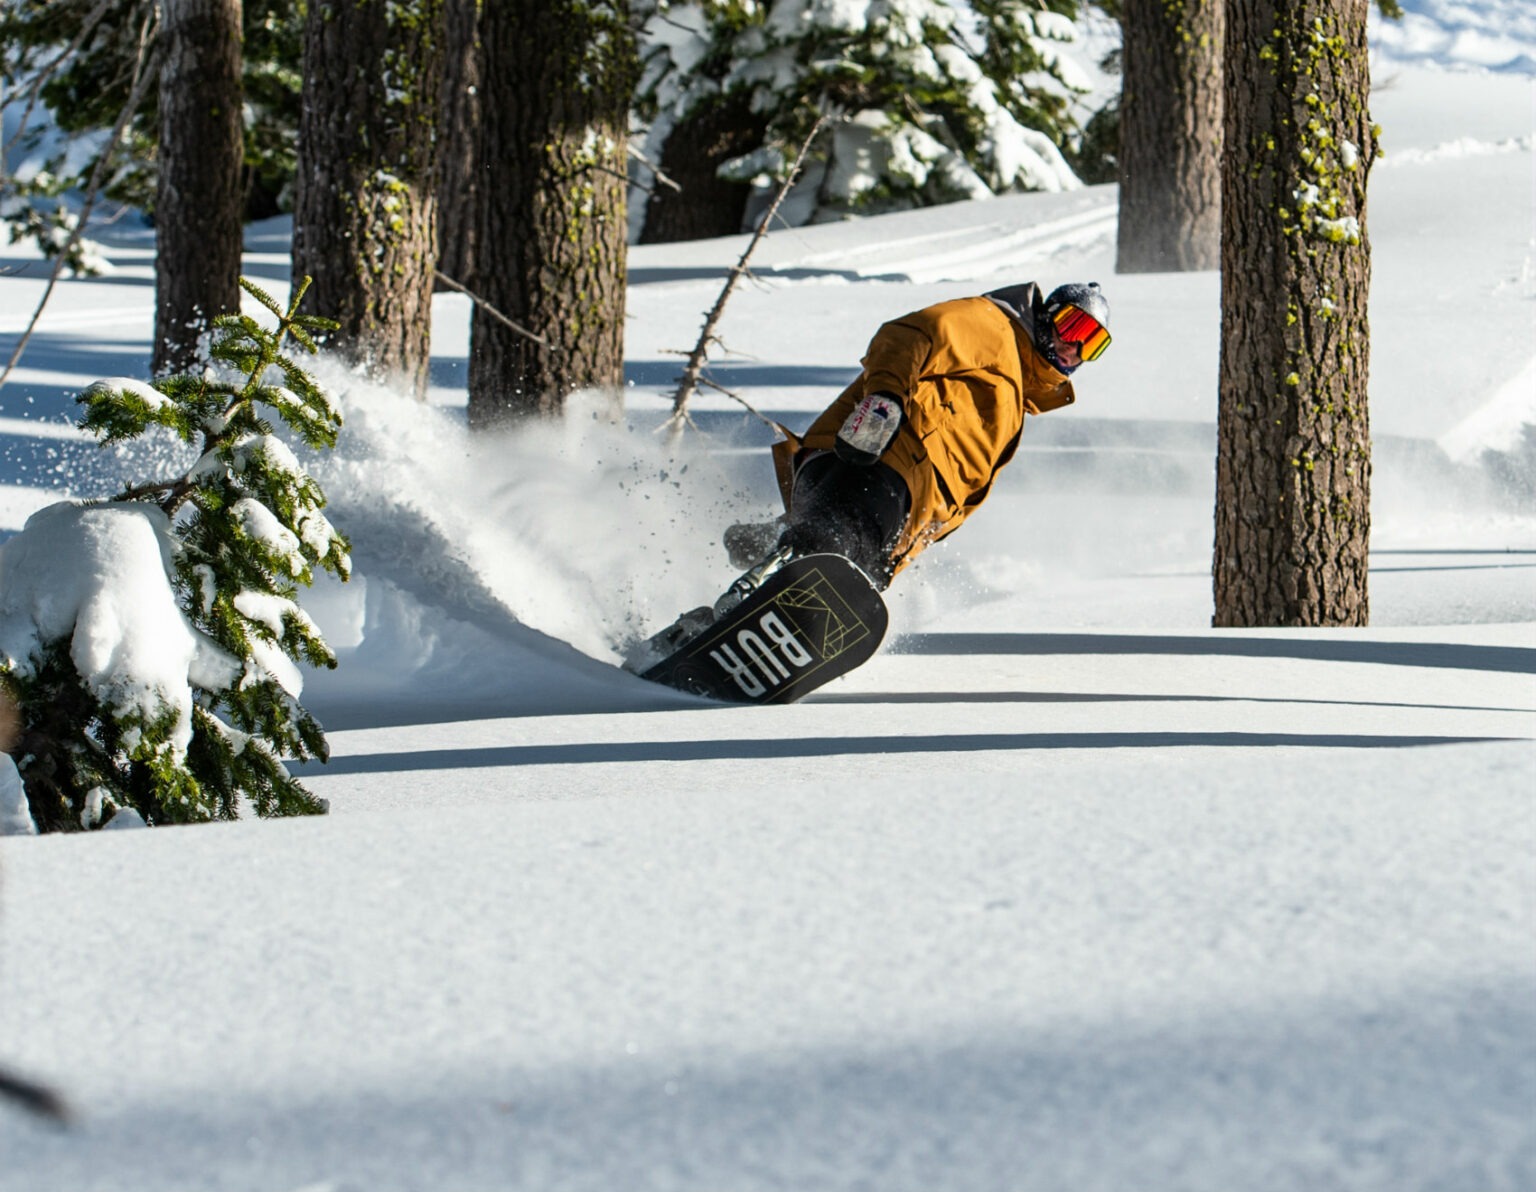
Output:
[1052, 304, 1112, 361]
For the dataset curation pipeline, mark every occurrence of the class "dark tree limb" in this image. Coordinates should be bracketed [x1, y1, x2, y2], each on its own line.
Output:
[433, 271, 550, 347]
[0, 1068, 70, 1124]
[667, 116, 827, 431]
[0, 8, 160, 393]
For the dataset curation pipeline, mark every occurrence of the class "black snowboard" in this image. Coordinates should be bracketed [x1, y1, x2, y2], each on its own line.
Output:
[637, 553, 889, 705]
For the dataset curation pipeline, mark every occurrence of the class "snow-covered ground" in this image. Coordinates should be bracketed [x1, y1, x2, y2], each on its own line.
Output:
[0, 3, 1533, 1189]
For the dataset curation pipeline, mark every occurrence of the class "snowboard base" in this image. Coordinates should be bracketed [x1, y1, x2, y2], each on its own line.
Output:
[634, 553, 888, 705]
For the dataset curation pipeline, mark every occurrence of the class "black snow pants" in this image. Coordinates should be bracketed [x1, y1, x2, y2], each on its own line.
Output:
[780, 451, 911, 590]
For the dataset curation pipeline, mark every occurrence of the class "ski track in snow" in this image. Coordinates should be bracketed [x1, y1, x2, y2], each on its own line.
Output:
[1378, 133, 1535, 165]
[760, 198, 1120, 284]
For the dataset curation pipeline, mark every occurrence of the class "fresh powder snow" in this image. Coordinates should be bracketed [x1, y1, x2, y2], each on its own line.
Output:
[0, 2, 1531, 1190]
[0, 502, 238, 760]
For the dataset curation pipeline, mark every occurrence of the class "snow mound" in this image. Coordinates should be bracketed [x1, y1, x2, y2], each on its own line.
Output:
[0, 502, 238, 757]
[1438, 356, 1536, 464]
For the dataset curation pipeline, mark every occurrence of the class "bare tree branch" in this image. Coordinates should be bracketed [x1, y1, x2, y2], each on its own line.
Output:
[0, 0, 117, 186]
[699, 373, 783, 434]
[115, 475, 197, 510]
[0, 8, 161, 394]
[667, 115, 828, 431]
[433, 270, 551, 347]
[626, 142, 681, 194]
[0, 1068, 70, 1124]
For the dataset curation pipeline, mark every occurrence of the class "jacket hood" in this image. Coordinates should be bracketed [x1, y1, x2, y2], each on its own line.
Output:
[982, 282, 1047, 349]
[984, 281, 1079, 375]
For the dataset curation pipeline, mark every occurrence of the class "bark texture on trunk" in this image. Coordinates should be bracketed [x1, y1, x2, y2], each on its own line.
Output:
[436, 0, 481, 289]
[293, 0, 443, 399]
[153, 0, 244, 376]
[1116, 0, 1224, 273]
[468, 0, 635, 426]
[1215, 0, 1375, 626]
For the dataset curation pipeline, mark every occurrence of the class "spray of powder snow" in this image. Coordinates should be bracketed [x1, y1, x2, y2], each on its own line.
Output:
[46, 358, 785, 706]
[305, 360, 778, 668]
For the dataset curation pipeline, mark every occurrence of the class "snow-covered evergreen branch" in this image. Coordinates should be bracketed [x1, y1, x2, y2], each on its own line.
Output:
[0, 278, 350, 833]
[632, 0, 1095, 232]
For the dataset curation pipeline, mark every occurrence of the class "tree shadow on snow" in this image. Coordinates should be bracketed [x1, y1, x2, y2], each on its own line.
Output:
[293, 729, 1516, 778]
[0, 258, 153, 288]
[0, 330, 150, 376]
[8, 974, 1529, 1190]
[813, 690, 1532, 713]
[888, 633, 1536, 675]
[624, 357, 857, 392]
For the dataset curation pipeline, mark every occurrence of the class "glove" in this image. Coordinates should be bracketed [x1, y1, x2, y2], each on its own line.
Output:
[834, 392, 902, 466]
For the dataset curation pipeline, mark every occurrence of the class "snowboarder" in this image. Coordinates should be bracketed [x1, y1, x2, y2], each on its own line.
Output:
[627, 280, 1111, 673]
[724, 280, 1111, 596]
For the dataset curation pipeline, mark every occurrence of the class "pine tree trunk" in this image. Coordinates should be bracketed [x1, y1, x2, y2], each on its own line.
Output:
[153, 0, 244, 376]
[468, 0, 636, 426]
[1116, 0, 1223, 273]
[436, 0, 481, 289]
[1214, 0, 1376, 626]
[640, 94, 767, 244]
[292, 0, 444, 400]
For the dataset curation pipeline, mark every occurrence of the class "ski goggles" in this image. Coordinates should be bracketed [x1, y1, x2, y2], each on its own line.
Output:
[1051, 304, 1112, 361]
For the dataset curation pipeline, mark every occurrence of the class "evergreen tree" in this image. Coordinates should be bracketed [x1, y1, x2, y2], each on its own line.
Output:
[292, 0, 444, 399]
[1111, 0, 1397, 273]
[0, 279, 350, 832]
[0, 0, 153, 274]
[4, 2, 1131, 259]
[468, 0, 637, 424]
[1115, 0, 1222, 272]
[1214, 0, 1376, 626]
[0, 0, 304, 251]
[153, 0, 245, 376]
[436, 0, 482, 289]
[632, 0, 1095, 240]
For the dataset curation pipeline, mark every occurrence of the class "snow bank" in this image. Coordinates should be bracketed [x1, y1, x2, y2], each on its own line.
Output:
[1438, 357, 1536, 464]
[0, 752, 33, 834]
[0, 502, 238, 757]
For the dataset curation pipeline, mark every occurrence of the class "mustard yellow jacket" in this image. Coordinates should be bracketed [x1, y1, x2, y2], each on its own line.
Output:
[776, 288, 1076, 576]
